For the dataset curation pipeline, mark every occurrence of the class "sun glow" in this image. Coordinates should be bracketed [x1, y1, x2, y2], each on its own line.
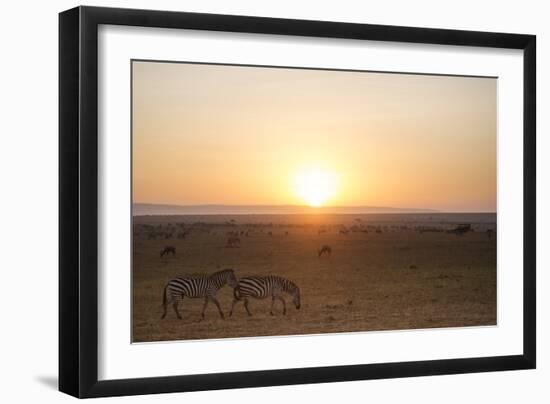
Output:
[293, 168, 339, 208]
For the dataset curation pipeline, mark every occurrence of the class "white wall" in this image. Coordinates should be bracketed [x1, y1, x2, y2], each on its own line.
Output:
[0, 0, 546, 402]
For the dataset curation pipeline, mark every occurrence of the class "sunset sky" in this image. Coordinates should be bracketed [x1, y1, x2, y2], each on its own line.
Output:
[132, 61, 496, 212]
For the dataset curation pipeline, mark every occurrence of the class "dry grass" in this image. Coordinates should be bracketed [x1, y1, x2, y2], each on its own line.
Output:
[132, 214, 496, 342]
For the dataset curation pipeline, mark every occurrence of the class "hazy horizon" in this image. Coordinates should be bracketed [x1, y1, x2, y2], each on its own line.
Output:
[133, 61, 496, 212]
[132, 202, 497, 216]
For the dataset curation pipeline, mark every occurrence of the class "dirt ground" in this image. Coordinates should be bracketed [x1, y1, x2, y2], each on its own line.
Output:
[132, 213, 496, 342]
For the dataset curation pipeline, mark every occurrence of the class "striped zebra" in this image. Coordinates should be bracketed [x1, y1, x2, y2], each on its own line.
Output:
[229, 275, 301, 316]
[161, 269, 238, 320]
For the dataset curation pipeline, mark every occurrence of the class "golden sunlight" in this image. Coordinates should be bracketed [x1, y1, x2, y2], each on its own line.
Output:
[293, 168, 339, 207]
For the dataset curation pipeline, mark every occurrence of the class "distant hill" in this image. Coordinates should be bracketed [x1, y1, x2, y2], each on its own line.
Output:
[133, 203, 438, 216]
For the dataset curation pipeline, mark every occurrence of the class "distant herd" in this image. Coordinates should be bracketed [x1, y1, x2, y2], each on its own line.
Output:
[147, 220, 493, 321]
[136, 221, 492, 244]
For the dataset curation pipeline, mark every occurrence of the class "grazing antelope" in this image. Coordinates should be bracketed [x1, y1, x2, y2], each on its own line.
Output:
[161, 269, 238, 320]
[318, 245, 332, 257]
[447, 223, 472, 235]
[160, 246, 176, 257]
[230, 275, 301, 316]
[226, 236, 241, 248]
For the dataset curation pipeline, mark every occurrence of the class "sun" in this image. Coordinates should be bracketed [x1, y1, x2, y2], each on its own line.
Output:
[293, 168, 338, 207]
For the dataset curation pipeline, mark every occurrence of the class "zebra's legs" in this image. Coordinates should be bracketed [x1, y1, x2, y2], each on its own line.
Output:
[270, 296, 287, 315]
[229, 298, 240, 317]
[278, 296, 287, 315]
[243, 298, 252, 316]
[270, 296, 276, 316]
[210, 296, 225, 319]
[229, 297, 249, 317]
[199, 296, 225, 320]
[161, 293, 168, 319]
[200, 297, 209, 321]
[173, 301, 182, 320]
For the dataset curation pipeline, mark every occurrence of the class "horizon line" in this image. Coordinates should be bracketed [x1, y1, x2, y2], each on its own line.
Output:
[133, 202, 439, 209]
[132, 202, 496, 215]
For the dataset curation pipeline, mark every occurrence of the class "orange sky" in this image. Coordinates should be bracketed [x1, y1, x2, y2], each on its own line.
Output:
[132, 61, 496, 212]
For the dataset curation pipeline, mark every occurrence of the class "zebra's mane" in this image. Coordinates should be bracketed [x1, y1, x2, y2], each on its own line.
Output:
[210, 268, 234, 278]
[281, 277, 299, 294]
[207, 269, 234, 289]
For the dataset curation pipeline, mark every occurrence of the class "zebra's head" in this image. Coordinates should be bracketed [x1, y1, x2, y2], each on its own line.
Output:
[221, 269, 238, 288]
[228, 270, 238, 288]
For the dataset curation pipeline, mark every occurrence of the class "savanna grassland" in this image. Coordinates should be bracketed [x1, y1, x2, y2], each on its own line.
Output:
[132, 213, 496, 343]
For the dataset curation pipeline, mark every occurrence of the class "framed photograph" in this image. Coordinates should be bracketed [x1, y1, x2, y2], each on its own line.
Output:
[59, 6, 536, 398]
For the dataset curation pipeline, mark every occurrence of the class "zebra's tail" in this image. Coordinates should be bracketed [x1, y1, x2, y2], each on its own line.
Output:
[161, 284, 168, 319]
[233, 286, 242, 301]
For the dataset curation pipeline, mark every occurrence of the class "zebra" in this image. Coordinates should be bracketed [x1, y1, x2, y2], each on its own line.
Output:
[161, 269, 238, 320]
[229, 275, 301, 316]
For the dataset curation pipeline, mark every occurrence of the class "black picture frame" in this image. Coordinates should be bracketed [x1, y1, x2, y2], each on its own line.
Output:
[59, 5, 536, 398]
